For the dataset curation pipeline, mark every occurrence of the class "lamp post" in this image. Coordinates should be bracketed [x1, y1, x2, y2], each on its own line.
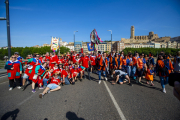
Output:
[107, 30, 112, 52]
[74, 30, 78, 52]
[0, 0, 11, 59]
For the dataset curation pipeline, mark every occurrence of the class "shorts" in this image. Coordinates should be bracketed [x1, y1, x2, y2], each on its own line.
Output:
[119, 74, 127, 83]
[47, 83, 59, 90]
[23, 73, 28, 79]
[137, 69, 143, 77]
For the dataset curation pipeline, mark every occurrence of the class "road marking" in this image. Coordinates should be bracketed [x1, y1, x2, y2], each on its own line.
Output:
[18, 90, 40, 106]
[0, 81, 8, 84]
[0, 75, 8, 79]
[103, 81, 126, 120]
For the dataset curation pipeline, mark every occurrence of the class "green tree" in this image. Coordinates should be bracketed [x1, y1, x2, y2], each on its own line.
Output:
[21, 48, 31, 58]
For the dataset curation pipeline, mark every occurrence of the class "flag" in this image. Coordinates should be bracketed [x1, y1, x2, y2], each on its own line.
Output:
[87, 43, 95, 51]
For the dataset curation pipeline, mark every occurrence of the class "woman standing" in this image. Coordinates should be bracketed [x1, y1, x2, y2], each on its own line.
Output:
[136, 53, 146, 84]
[5, 55, 22, 90]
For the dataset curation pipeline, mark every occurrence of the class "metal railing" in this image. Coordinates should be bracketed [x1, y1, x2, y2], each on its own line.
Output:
[0, 61, 6, 69]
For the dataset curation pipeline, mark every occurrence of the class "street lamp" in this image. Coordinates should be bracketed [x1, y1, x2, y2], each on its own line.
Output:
[0, 0, 11, 59]
[74, 30, 78, 51]
[107, 30, 112, 52]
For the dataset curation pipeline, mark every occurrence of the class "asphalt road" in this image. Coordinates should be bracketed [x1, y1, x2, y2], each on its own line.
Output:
[0, 72, 179, 120]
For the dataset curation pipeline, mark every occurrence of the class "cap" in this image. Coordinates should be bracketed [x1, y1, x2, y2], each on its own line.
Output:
[14, 52, 19, 55]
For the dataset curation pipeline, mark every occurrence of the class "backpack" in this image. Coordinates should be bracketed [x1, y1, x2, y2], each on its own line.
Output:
[158, 60, 168, 75]
[146, 57, 152, 66]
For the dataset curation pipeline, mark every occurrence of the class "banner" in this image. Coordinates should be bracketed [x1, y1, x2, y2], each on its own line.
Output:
[90, 29, 103, 45]
[51, 37, 59, 52]
[87, 43, 95, 51]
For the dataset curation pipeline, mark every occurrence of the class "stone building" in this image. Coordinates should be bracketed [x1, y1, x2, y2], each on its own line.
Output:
[130, 26, 159, 40]
[113, 41, 125, 52]
[65, 43, 74, 51]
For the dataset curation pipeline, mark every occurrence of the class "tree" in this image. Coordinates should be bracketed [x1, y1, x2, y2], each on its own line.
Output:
[21, 48, 30, 58]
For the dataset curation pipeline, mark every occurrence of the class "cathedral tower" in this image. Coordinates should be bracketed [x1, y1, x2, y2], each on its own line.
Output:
[130, 26, 134, 39]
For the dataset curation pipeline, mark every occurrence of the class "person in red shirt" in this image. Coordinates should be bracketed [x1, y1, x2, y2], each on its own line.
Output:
[45, 52, 50, 61]
[74, 55, 81, 64]
[40, 56, 46, 64]
[57, 55, 64, 64]
[39, 73, 61, 98]
[80, 52, 91, 80]
[62, 66, 71, 85]
[90, 53, 96, 73]
[49, 53, 57, 69]
[42, 69, 53, 87]
[71, 65, 79, 85]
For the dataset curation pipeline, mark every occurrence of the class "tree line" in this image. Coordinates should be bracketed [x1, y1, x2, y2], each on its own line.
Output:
[122, 48, 180, 56]
[0, 46, 70, 59]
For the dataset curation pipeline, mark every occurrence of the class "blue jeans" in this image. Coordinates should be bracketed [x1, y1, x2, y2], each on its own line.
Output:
[84, 67, 90, 79]
[119, 74, 127, 82]
[131, 66, 137, 79]
[159, 76, 169, 88]
[126, 66, 131, 76]
[43, 78, 49, 87]
[98, 70, 106, 80]
[65, 76, 70, 85]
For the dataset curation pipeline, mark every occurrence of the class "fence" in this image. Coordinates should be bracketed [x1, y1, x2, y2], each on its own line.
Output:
[0, 60, 5, 69]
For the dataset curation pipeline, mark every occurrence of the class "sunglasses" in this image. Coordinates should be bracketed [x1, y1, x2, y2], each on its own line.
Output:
[12, 57, 16, 58]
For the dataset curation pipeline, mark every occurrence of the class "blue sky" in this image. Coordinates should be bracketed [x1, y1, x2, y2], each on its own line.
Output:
[0, 0, 180, 47]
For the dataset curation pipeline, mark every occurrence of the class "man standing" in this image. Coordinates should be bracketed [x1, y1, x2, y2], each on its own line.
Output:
[14, 52, 23, 61]
[21, 54, 41, 91]
[80, 52, 91, 80]
[98, 52, 108, 84]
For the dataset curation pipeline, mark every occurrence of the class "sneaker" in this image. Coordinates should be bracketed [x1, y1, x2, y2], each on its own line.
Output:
[128, 83, 133, 86]
[105, 77, 108, 81]
[47, 90, 51, 94]
[79, 78, 82, 82]
[124, 79, 128, 82]
[139, 81, 143, 84]
[21, 85, 25, 91]
[98, 80, 101, 84]
[39, 93, 43, 98]
[17, 86, 21, 89]
[32, 90, 36, 93]
[39, 87, 44, 89]
[163, 88, 166, 93]
[9, 87, 13, 91]
[72, 82, 75, 85]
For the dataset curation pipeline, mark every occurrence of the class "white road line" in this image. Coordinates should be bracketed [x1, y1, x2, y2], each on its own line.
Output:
[103, 81, 126, 120]
[0, 75, 8, 79]
[18, 91, 40, 106]
[0, 81, 8, 84]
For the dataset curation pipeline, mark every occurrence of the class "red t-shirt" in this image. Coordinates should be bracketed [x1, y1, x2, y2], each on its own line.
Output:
[57, 58, 64, 64]
[62, 70, 69, 78]
[80, 56, 89, 68]
[50, 77, 60, 85]
[91, 56, 96, 65]
[45, 72, 53, 79]
[45, 56, 50, 61]
[71, 68, 79, 77]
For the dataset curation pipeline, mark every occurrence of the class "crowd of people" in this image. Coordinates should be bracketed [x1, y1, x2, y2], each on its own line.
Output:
[4, 50, 180, 99]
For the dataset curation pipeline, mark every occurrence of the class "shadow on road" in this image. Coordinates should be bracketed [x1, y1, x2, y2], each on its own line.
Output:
[66, 111, 85, 120]
[1, 109, 19, 120]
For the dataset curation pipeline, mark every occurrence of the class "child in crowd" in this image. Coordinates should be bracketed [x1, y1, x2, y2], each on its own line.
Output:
[145, 64, 154, 86]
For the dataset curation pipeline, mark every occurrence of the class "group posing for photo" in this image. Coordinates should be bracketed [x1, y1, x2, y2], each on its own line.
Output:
[5, 50, 180, 98]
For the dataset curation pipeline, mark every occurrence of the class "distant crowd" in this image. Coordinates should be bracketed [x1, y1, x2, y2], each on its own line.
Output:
[4, 50, 180, 99]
